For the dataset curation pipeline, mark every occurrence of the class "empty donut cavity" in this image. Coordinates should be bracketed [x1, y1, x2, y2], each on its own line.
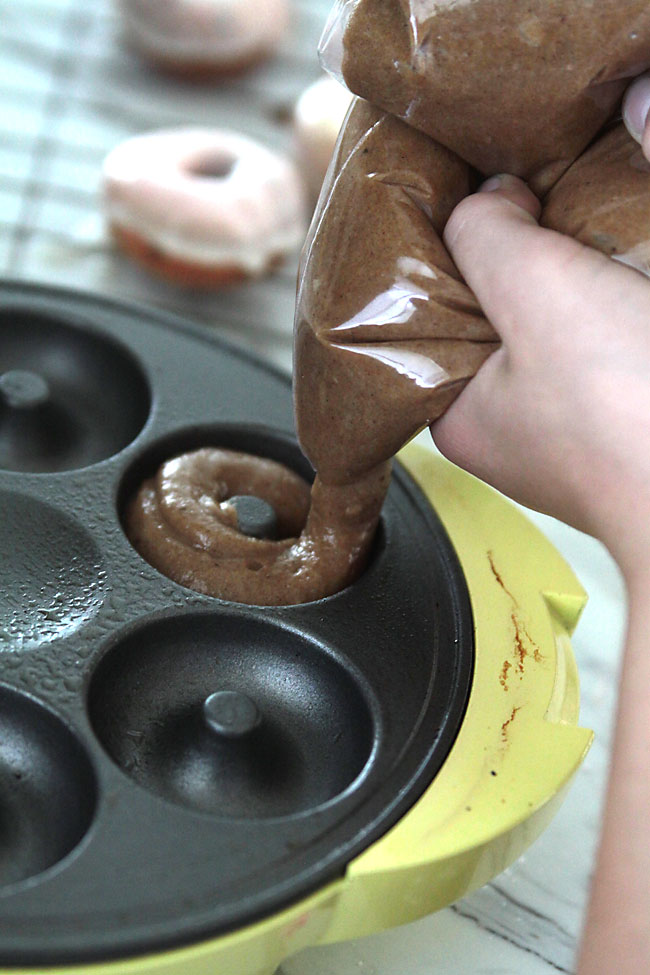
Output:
[0, 308, 150, 473]
[0, 686, 96, 888]
[88, 612, 375, 818]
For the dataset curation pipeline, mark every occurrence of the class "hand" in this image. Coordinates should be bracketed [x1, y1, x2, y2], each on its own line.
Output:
[430, 174, 650, 581]
[429, 83, 650, 975]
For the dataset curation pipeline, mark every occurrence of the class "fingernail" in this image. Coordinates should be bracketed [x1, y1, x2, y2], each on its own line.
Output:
[475, 173, 541, 220]
[623, 74, 650, 144]
[479, 174, 521, 193]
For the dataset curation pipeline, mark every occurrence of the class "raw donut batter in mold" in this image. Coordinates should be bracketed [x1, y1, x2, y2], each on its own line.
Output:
[103, 128, 306, 288]
[126, 448, 390, 605]
[116, 0, 290, 78]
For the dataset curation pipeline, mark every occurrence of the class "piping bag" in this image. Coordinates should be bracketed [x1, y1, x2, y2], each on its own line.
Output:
[294, 0, 650, 488]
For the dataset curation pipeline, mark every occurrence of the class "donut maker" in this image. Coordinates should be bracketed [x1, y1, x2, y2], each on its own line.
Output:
[0, 281, 592, 975]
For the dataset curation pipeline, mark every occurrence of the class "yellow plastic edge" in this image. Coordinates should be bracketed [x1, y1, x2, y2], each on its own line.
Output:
[318, 445, 593, 942]
[3, 446, 592, 974]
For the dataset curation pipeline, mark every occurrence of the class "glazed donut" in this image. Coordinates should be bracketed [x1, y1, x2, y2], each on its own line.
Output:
[125, 447, 389, 605]
[103, 128, 307, 288]
[116, 0, 290, 78]
[293, 75, 354, 201]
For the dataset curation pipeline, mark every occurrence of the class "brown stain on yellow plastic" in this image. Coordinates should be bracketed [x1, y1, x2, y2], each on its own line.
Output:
[488, 552, 544, 688]
[499, 659, 512, 690]
[501, 706, 521, 743]
[487, 550, 518, 605]
[512, 611, 543, 668]
[512, 612, 528, 673]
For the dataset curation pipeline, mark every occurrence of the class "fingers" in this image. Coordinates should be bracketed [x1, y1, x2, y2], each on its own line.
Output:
[623, 72, 650, 159]
[434, 161, 650, 549]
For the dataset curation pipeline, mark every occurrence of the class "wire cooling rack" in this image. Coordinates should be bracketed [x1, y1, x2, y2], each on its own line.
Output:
[0, 0, 332, 370]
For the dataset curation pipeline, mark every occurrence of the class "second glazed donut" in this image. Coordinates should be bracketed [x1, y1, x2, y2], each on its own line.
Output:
[293, 75, 354, 202]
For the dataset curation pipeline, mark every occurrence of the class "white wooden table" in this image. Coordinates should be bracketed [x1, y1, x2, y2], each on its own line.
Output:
[0, 2, 626, 972]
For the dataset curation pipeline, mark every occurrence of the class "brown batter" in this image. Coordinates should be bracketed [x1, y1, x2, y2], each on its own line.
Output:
[126, 448, 389, 604]
[296, 0, 650, 499]
[294, 99, 497, 484]
[127, 2, 650, 606]
[336, 0, 650, 195]
[542, 122, 650, 274]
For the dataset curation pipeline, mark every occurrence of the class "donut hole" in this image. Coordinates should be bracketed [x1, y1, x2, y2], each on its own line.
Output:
[87, 612, 376, 818]
[188, 151, 237, 180]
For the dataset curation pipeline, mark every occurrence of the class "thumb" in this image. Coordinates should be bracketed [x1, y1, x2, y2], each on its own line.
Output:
[442, 174, 592, 341]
